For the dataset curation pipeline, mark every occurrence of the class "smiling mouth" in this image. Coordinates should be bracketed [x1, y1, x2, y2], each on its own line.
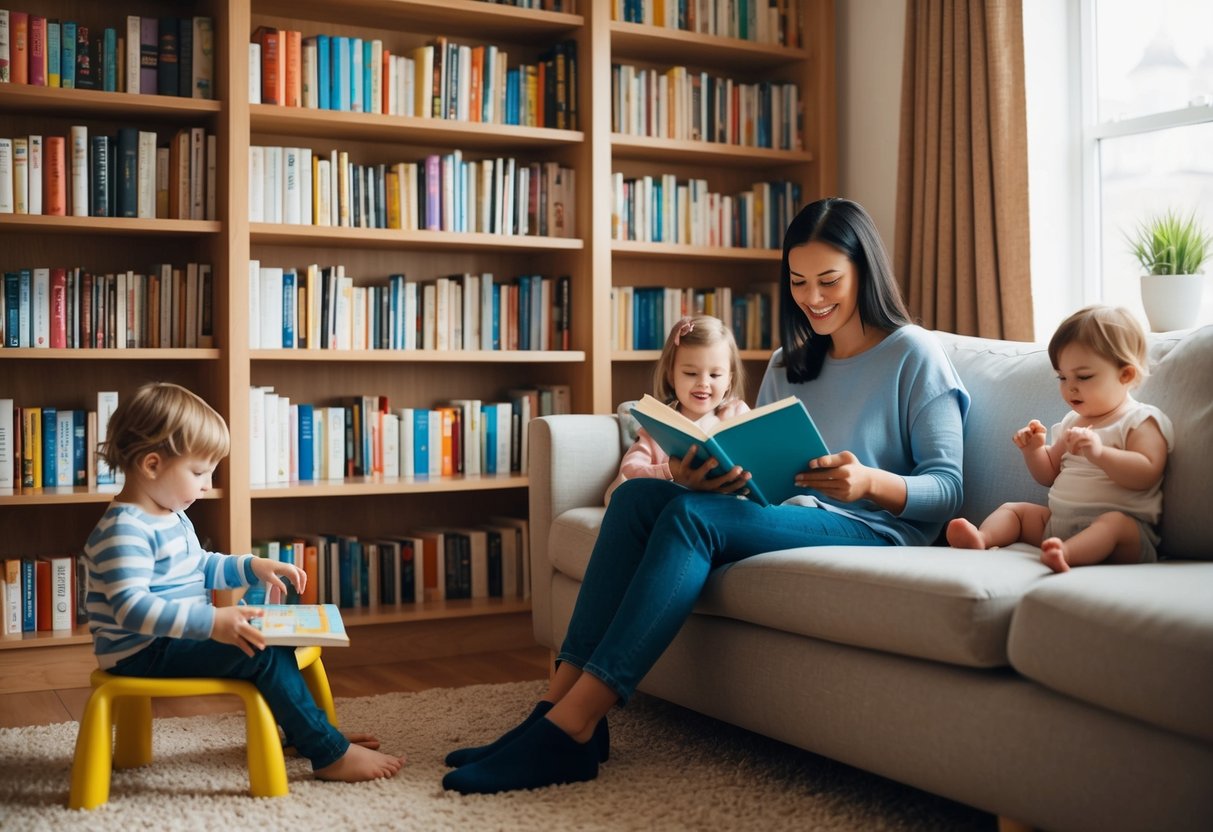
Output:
[806, 304, 837, 319]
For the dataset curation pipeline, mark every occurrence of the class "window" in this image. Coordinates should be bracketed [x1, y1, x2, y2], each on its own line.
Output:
[1082, 0, 1213, 329]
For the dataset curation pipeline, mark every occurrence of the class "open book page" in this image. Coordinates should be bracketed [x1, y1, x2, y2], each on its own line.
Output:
[629, 395, 829, 507]
[245, 603, 350, 647]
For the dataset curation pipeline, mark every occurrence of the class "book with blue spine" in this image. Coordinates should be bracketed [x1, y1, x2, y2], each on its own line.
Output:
[61, 22, 77, 88]
[412, 409, 429, 475]
[40, 408, 57, 488]
[629, 394, 830, 508]
[316, 34, 331, 109]
[297, 403, 314, 481]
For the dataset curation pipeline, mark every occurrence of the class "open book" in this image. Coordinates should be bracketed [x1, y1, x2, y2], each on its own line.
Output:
[245, 603, 349, 647]
[629, 394, 829, 507]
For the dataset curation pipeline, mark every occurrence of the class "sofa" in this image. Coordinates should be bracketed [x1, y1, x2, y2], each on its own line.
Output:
[527, 326, 1213, 832]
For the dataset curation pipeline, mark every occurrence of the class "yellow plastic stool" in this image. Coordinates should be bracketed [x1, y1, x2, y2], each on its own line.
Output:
[68, 645, 336, 810]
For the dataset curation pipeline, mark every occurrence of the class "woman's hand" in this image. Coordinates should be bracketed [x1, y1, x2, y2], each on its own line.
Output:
[795, 451, 873, 503]
[669, 445, 751, 494]
[211, 605, 267, 657]
[250, 557, 307, 600]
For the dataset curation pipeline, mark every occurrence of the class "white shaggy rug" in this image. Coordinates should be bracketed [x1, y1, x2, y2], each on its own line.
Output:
[0, 680, 993, 831]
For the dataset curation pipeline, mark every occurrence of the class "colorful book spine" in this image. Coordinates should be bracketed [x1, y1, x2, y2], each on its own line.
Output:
[60, 21, 76, 88]
[46, 21, 60, 86]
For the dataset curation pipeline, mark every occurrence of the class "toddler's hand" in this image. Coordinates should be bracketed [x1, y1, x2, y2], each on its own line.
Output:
[1065, 426, 1103, 459]
[1012, 420, 1047, 450]
[670, 446, 749, 494]
[212, 605, 266, 657]
[251, 557, 307, 600]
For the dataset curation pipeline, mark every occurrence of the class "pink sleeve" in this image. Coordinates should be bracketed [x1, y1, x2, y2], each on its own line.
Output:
[604, 429, 672, 504]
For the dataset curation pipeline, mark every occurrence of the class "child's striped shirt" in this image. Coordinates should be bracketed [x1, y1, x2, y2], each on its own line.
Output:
[83, 503, 257, 669]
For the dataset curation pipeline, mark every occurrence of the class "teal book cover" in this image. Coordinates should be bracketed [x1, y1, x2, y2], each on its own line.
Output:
[630, 394, 830, 508]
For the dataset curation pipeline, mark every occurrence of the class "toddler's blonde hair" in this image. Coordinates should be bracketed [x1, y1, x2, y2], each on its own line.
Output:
[1048, 305, 1149, 387]
[652, 315, 746, 407]
[98, 382, 230, 472]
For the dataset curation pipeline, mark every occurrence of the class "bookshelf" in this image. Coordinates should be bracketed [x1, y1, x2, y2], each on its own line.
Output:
[0, 0, 836, 692]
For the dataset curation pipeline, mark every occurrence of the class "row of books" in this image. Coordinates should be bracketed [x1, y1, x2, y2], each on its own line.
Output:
[249, 385, 570, 486]
[246, 520, 531, 610]
[475, 1, 574, 10]
[0, 127, 216, 220]
[248, 145, 575, 238]
[0, 392, 120, 491]
[611, 285, 774, 351]
[1, 556, 81, 636]
[0, 11, 213, 98]
[251, 27, 577, 131]
[2, 264, 215, 350]
[249, 264, 572, 353]
[613, 64, 801, 151]
[611, 0, 802, 48]
[611, 173, 801, 249]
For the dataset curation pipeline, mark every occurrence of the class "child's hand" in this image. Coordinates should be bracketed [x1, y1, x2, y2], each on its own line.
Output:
[1064, 426, 1103, 460]
[250, 557, 308, 600]
[670, 446, 750, 494]
[212, 605, 267, 656]
[797, 451, 871, 503]
[1012, 420, 1048, 450]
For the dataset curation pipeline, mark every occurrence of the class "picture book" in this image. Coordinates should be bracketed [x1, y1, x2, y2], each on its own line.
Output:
[245, 603, 349, 647]
[629, 394, 830, 508]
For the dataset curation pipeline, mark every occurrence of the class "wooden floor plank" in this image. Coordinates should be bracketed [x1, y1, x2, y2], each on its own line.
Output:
[0, 690, 73, 728]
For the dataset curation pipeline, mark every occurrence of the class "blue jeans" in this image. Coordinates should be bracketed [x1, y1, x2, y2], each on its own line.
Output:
[557, 478, 890, 703]
[111, 637, 348, 770]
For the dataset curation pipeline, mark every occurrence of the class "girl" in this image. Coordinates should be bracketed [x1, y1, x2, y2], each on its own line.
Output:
[946, 305, 1173, 572]
[442, 197, 970, 795]
[604, 314, 751, 504]
[83, 382, 404, 782]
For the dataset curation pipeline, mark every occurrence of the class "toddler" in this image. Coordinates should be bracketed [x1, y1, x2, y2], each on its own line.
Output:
[946, 306, 1173, 572]
[606, 315, 750, 503]
[83, 382, 404, 781]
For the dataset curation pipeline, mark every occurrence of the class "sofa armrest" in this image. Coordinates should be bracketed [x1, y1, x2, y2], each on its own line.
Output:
[528, 415, 622, 646]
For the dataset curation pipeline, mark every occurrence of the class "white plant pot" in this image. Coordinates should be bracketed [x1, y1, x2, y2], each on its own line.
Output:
[1140, 272, 1206, 332]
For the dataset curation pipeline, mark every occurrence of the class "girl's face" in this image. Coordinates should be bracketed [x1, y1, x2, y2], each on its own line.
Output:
[670, 341, 733, 420]
[788, 241, 866, 353]
[137, 453, 218, 515]
[1055, 343, 1135, 421]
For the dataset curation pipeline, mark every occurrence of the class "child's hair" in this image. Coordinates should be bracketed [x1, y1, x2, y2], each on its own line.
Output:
[652, 315, 746, 407]
[99, 382, 230, 472]
[1047, 305, 1149, 386]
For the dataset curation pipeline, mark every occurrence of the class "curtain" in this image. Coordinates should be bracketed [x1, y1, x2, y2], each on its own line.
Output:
[894, 0, 1034, 340]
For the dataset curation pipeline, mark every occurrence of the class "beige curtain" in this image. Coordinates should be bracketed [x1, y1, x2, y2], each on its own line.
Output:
[894, 0, 1034, 340]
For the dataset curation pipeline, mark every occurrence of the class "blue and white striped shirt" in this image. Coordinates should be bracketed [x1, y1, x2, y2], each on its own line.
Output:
[83, 503, 257, 669]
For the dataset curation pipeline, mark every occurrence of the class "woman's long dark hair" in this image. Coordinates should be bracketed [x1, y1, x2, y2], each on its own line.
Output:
[778, 197, 912, 382]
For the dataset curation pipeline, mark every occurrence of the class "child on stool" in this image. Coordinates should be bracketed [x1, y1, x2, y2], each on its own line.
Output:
[946, 305, 1173, 572]
[605, 314, 751, 503]
[83, 382, 404, 781]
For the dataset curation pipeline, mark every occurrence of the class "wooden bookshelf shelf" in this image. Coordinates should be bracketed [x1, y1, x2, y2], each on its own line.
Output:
[0, 83, 223, 119]
[610, 20, 810, 69]
[613, 350, 773, 363]
[251, 105, 584, 149]
[0, 349, 221, 360]
[611, 240, 783, 261]
[340, 596, 530, 627]
[249, 349, 585, 363]
[249, 474, 527, 499]
[253, 0, 582, 38]
[0, 488, 223, 506]
[0, 214, 221, 236]
[249, 223, 583, 252]
[611, 134, 813, 167]
[0, 628, 93, 650]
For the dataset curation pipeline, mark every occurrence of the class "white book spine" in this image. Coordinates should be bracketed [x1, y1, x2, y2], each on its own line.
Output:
[205, 134, 217, 221]
[32, 268, 50, 348]
[11, 138, 26, 214]
[125, 16, 141, 94]
[248, 146, 265, 223]
[0, 139, 13, 214]
[382, 413, 399, 477]
[0, 399, 13, 489]
[248, 42, 262, 103]
[248, 386, 266, 486]
[0, 10, 9, 84]
[276, 395, 290, 484]
[263, 393, 279, 485]
[50, 557, 73, 630]
[70, 125, 88, 217]
[27, 135, 42, 215]
[56, 410, 73, 487]
[136, 131, 156, 218]
[325, 406, 344, 480]
[189, 127, 205, 220]
[259, 266, 284, 349]
[283, 147, 300, 224]
[300, 148, 312, 225]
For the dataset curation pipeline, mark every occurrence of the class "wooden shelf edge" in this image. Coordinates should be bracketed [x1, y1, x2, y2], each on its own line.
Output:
[0, 488, 223, 506]
[250, 475, 527, 499]
[614, 349, 771, 362]
[0, 214, 220, 235]
[0, 348, 221, 360]
[612, 133, 812, 166]
[611, 240, 782, 261]
[250, 349, 585, 363]
[0, 629, 92, 650]
[250, 223, 583, 251]
[610, 20, 809, 66]
[0, 83, 222, 116]
[341, 596, 531, 627]
[254, 0, 582, 38]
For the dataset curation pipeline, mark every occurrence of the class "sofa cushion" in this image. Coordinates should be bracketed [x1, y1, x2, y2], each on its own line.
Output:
[547, 508, 1051, 668]
[1008, 562, 1213, 743]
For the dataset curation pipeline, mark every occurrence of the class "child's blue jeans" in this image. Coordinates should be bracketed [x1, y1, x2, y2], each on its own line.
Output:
[111, 636, 348, 769]
[557, 478, 890, 703]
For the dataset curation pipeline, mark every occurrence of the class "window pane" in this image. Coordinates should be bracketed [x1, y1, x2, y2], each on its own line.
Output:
[1099, 122, 1213, 328]
[1096, 0, 1213, 122]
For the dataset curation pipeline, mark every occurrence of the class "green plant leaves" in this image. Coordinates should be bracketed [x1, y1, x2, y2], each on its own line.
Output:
[1126, 210, 1213, 275]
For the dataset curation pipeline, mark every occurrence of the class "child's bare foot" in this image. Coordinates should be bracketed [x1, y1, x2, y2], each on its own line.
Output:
[315, 744, 405, 782]
[946, 518, 987, 549]
[1040, 537, 1070, 573]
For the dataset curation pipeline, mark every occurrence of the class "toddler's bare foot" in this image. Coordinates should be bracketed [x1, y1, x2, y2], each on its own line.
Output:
[946, 518, 986, 549]
[1040, 537, 1070, 573]
[315, 744, 405, 782]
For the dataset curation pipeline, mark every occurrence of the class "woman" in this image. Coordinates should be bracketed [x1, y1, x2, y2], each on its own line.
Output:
[443, 197, 970, 794]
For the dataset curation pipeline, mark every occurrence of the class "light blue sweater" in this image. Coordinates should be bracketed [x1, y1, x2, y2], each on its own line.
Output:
[757, 325, 970, 546]
[83, 504, 257, 669]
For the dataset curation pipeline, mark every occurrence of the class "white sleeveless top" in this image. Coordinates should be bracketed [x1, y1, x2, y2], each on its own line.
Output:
[1047, 398, 1175, 525]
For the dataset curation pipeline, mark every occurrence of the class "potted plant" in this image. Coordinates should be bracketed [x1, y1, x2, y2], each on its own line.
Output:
[1127, 209, 1212, 331]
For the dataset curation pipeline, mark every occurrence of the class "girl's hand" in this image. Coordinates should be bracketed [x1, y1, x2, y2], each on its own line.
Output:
[250, 558, 307, 599]
[212, 605, 267, 657]
[1012, 420, 1048, 450]
[669, 446, 751, 494]
[1065, 426, 1103, 460]
[795, 451, 872, 503]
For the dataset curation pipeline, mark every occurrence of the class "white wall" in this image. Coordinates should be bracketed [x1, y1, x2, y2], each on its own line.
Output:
[836, 0, 906, 252]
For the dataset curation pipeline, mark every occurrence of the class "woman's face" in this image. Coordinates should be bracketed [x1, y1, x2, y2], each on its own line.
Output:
[787, 241, 865, 350]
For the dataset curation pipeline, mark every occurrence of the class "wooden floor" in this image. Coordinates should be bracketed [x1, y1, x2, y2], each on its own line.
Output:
[0, 646, 551, 729]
